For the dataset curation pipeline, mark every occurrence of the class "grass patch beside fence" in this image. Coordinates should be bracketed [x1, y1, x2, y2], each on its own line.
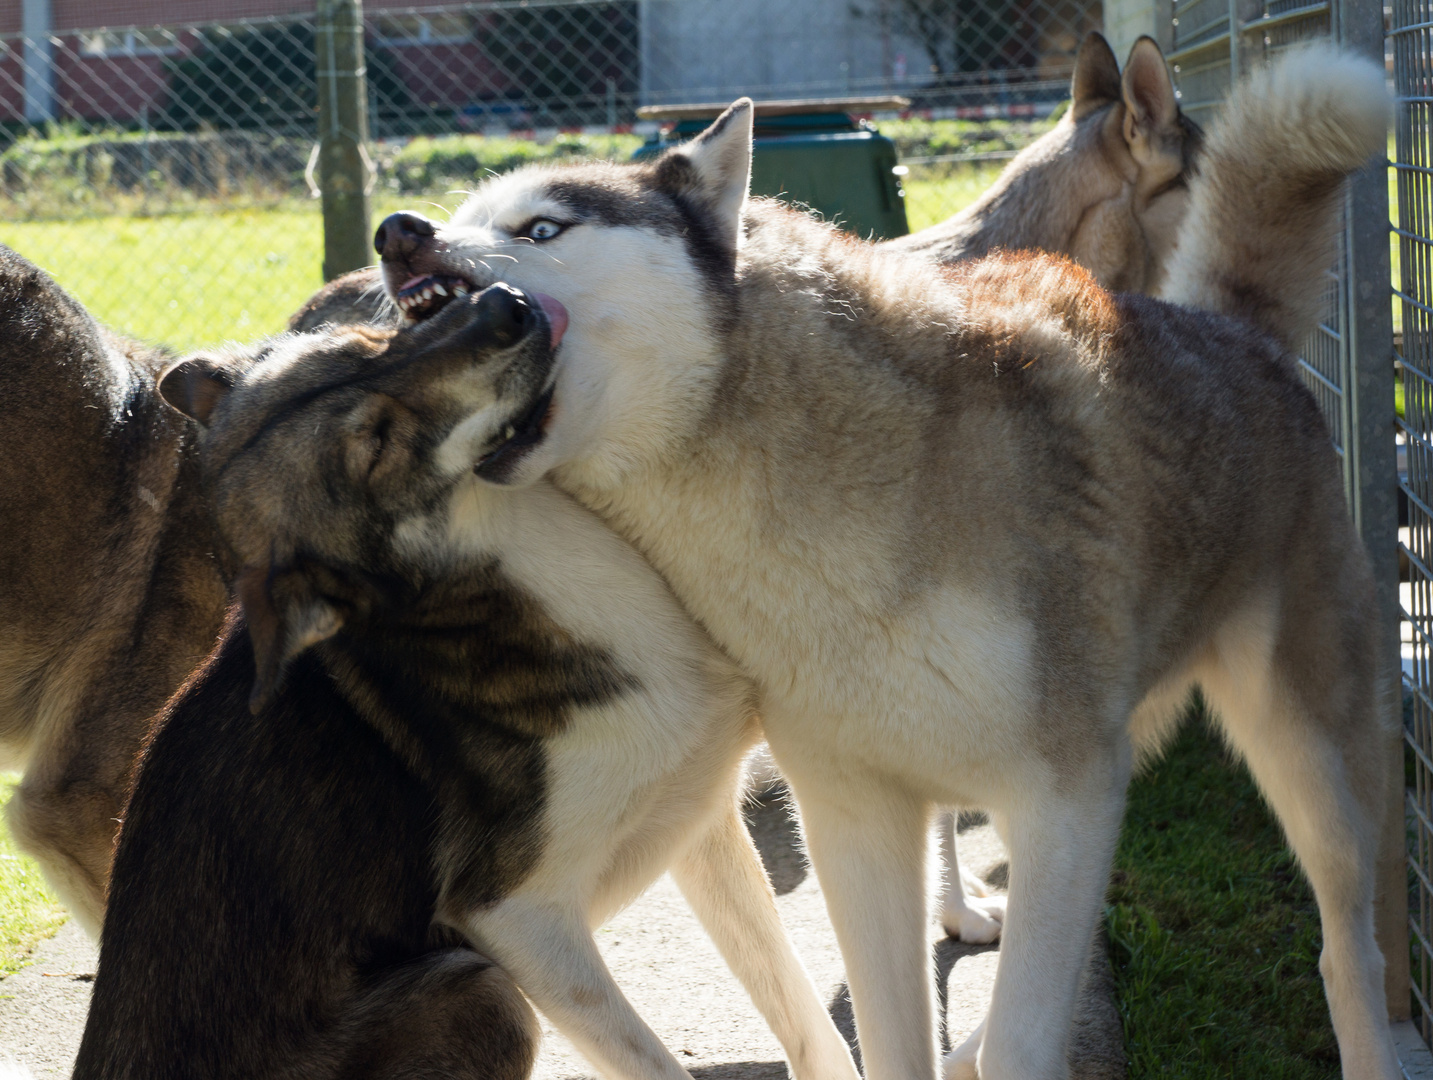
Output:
[0, 171, 986, 350]
[1106, 712, 1338, 1079]
[0, 776, 65, 979]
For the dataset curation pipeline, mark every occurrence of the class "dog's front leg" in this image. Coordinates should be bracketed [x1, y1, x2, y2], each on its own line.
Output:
[786, 776, 937, 1080]
[465, 899, 693, 1080]
[669, 797, 862, 1080]
[969, 753, 1129, 1080]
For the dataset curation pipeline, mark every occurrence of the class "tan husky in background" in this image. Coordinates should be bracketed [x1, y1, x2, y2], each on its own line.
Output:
[375, 44, 1396, 1080]
[883, 32, 1199, 294]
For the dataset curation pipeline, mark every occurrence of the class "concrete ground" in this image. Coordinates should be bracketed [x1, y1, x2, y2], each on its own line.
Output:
[0, 797, 1125, 1079]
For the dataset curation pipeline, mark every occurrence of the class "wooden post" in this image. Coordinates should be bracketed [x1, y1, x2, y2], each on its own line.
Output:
[316, 0, 371, 282]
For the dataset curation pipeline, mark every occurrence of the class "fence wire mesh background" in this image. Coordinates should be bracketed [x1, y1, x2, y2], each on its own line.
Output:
[0, 0, 1100, 349]
[1168, 0, 1352, 487]
[1394, 0, 1433, 1042]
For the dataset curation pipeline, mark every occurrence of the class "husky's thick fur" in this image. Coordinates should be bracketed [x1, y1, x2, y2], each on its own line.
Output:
[77, 284, 859, 1080]
[0, 248, 227, 936]
[377, 44, 1396, 1080]
[884, 33, 1200, 293]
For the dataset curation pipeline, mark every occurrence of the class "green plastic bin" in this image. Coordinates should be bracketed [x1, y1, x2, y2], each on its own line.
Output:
[633, 97, 910, 241]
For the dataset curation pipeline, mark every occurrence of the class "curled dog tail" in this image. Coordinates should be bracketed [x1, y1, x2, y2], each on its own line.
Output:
[1158, 45, 1387, 348]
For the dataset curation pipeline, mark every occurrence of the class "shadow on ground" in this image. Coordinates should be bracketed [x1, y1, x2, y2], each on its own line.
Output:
[689, 1063, 789, 1080]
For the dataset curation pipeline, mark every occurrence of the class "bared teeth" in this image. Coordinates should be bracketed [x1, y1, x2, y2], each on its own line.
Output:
[395, 274, 473, 320]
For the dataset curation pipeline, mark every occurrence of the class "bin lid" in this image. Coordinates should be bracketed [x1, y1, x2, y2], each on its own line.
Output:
[636, 96, 910, 121]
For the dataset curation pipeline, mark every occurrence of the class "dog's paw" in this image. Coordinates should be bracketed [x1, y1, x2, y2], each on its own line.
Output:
[941, 893, 1006, 943]
[942, 1029, 982, 1080]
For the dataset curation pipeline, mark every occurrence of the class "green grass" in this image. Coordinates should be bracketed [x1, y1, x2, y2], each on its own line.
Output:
[0, 171, 991, 351]
[903, 166, 1004, 235]
[0, 195, 472, 352]
[0, 776, 65, 979]
[1106, 713, 1338, 1078]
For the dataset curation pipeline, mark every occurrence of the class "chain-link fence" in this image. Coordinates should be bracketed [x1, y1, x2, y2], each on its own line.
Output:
[1169, 0, 1433, 1053]
[2, 0, 1429, 1058]
[0, 0, 1100, 349]
[1392, 0, 1433, 1044]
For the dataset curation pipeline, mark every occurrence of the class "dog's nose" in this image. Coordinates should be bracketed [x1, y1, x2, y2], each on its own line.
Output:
[374, 212, 436, 260]
[470, 283, 531, 346]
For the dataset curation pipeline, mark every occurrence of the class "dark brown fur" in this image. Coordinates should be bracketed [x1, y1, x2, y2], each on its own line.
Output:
[288, 267, 395, 333]
[0, 245, 228, 935]
[77, 292, 609, 1078]
[74, 611, 541, 1080]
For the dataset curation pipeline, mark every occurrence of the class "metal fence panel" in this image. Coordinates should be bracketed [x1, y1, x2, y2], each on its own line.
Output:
[1168, 0, 1411, 1036]
[0, 0, 1099, 350]
[1393, 0, 1433, 1041]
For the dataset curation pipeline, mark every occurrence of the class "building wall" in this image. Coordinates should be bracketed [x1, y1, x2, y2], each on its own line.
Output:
[47, 1, 313, 32]
[1101, 0, 1167, 67]
[640, 0, 928, 104]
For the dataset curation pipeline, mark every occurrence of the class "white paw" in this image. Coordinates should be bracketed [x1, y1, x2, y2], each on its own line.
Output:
[942, 1026, 982, 1080]
[941, 893, 1006, 944]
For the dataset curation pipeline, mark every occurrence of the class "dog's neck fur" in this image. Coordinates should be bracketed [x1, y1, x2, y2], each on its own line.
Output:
[556, 201, 1110, 709]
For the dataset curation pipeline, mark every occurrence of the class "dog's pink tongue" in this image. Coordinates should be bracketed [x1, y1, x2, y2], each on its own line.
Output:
[533, 292, 568, 349]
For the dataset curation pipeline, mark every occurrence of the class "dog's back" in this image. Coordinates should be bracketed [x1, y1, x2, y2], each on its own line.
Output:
[0, 247, 228, 934]
[74, 614, 538, 1080]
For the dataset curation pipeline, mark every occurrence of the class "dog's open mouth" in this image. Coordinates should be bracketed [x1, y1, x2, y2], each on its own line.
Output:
[396, 274, 472, 320]
[397, 274, 569, 352]
[475, 384, 555, 482]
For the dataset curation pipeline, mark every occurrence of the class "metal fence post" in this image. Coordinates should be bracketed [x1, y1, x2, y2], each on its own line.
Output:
[1339, 0, 1410, 1023]
[316, 0, 372, 282]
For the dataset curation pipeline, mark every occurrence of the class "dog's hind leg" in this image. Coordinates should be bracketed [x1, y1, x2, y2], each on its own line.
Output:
[325, 948, 539, 1080]
[937, 811, 1005, 944]
[669, 794, 862, 1080]
[1199, 592, 1401, 1080]
[465, 899, 695, 1080]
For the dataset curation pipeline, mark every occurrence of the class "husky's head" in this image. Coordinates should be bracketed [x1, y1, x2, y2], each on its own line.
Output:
[1060, 34, 1203, 292]
[373, 100, 756, 488]
[886, 34, 1200, 293]
[158, 282, 564, 710]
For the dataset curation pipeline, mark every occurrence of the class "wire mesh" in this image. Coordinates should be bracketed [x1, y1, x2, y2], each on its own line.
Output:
[1392, 0, 1433, 1041]
[0, 0, 1098, 350]
[1168, 0, 1351, 487]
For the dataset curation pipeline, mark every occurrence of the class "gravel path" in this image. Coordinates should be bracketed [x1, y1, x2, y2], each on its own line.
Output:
[0, 797, 1124, 1079]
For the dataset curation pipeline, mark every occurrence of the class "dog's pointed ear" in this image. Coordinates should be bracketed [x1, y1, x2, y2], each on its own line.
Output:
[1122, 37, 1179, 160]
[159, 356, 235, 427]
[655, 98, 753, 260]
[1071, 32, 1121, 119]
[235, 564, 345, 715]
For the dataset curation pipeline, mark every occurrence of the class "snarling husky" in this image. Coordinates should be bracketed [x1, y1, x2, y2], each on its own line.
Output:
[76, 283, 859, 1080]
[375, 45, 1397, 1080]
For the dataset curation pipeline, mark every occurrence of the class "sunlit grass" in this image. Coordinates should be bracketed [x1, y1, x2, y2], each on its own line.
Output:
[0, 195, 471, 352]
[0, 776, 65, 979]
[1107, 714, 1338, 1078]
[902, 164, 1004, 235]
[0, 173, 996, 353]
